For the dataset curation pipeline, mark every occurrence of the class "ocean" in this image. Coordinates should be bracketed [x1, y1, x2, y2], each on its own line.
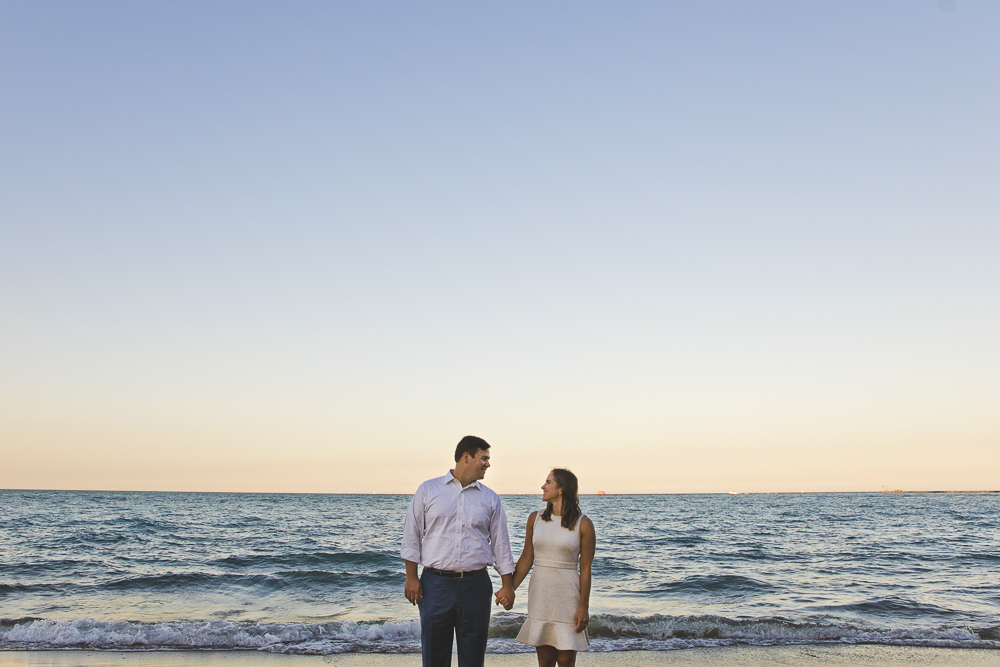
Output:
[1, 490, 998, 654]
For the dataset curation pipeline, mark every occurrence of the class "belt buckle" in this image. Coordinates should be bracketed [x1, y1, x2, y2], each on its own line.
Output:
[457, 570, 465, 579]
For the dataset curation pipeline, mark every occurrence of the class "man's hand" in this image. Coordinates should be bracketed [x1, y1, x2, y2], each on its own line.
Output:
[494, 585, 515, 611]
[404, 573, 423, 605]
[574, 607, 589, 633]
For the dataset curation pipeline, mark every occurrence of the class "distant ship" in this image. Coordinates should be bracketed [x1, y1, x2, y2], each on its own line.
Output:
[597, 491, 606, 495]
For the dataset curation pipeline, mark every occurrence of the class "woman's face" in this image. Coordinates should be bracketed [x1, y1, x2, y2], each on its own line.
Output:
[541, 472, 562, 503]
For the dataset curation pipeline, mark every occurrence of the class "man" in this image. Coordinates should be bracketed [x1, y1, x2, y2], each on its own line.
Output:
[402, 436, 516, 667]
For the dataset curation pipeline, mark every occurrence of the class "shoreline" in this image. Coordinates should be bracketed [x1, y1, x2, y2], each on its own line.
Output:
[2, 647, 1000, 667]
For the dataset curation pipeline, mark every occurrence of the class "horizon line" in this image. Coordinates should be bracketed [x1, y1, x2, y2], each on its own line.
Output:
[2, 488, 998, 495]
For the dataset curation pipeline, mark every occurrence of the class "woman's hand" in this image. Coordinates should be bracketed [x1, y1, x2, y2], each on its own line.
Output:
[494, 589, 514, 610]
[574, 607, 589, 633]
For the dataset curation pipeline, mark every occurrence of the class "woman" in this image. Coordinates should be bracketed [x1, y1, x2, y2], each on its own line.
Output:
[507, 469, 595, 667]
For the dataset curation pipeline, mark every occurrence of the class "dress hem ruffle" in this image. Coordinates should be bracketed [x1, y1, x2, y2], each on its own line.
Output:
[514, 617, 589, 652]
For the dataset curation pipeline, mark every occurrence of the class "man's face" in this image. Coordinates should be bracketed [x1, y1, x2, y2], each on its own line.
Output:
[465, 449, 491, 480]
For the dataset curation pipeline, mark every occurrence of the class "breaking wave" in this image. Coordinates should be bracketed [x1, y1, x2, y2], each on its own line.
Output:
[2, 615, 998, 654]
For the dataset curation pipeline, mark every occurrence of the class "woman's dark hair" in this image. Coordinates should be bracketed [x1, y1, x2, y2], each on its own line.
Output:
[455, 435, 490, 463]
[540, 468, 581, 529]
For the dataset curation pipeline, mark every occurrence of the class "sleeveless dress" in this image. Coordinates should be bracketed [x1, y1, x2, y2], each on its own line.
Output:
[515, 510, 589, 651]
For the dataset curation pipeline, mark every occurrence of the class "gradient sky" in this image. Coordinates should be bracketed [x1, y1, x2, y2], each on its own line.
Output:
[2, 1, 998, 494]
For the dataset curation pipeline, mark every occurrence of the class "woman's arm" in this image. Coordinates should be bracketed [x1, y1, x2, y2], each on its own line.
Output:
[511, 512, 537, 591]
[574, 516, 595, 633]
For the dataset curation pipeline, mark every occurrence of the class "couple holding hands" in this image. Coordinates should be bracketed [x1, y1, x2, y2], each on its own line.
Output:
[402, 436, 596, 667]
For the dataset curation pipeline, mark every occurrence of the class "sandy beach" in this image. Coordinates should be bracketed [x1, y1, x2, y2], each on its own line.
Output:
[3, 647, 1000, 667]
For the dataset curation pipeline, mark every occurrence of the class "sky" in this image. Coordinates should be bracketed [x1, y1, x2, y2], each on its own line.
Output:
[1, 1, 998, 494]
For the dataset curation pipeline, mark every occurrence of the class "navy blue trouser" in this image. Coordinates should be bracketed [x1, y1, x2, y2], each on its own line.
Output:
[418, 568, 492, 667]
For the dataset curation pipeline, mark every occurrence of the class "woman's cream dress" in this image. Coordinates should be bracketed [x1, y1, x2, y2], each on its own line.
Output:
[515, 511, 589, 651]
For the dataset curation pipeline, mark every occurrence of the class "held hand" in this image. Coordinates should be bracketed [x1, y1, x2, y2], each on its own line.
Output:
[574, 607, 589, 633]
[404, 575, 423, 605]
[495, 585, 515, 611]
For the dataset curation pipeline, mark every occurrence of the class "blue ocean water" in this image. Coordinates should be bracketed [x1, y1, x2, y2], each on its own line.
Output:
[1, 490, 998, 653]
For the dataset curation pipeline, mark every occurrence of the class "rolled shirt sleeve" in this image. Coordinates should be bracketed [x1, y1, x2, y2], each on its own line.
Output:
[400, 485, 425, 563]
[489, 497, 515, 576]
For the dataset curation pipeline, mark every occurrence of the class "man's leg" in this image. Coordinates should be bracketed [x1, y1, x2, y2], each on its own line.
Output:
[453, 570, 492, 667]
[419, 570, 457, 667]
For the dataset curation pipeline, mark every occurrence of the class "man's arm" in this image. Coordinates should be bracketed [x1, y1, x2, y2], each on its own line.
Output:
[401, 487, 424, 605]
[490, 496, 516, 610]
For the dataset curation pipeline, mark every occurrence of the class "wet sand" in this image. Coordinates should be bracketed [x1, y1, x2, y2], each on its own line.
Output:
[2, 647, 1000, 667]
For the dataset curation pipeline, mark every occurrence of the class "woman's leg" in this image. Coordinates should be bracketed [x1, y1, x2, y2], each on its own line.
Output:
[554, 649, 577, 667]
[535, 645, 558, 667]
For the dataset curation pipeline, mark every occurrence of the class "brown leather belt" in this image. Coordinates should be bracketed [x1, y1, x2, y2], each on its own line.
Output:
[424, 567, 486, 579]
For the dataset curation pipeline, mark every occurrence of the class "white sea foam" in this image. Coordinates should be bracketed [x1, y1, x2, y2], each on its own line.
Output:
[0, 619, 423, 653]
[2, 616, 998, 654]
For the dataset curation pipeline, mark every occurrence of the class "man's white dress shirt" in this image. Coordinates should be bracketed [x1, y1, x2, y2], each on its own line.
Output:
[402, 472, 515, 575]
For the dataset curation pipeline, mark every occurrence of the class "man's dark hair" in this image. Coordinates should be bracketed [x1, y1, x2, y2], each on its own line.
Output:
[455, 435, 490, 463]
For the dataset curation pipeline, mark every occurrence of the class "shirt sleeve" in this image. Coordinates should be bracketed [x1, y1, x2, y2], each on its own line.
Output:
[401, 485, 424, 564]
[489, 495, 515, 576]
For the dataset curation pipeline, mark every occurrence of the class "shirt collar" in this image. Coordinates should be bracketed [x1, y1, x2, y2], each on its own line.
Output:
[446, 470, 481, 490]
